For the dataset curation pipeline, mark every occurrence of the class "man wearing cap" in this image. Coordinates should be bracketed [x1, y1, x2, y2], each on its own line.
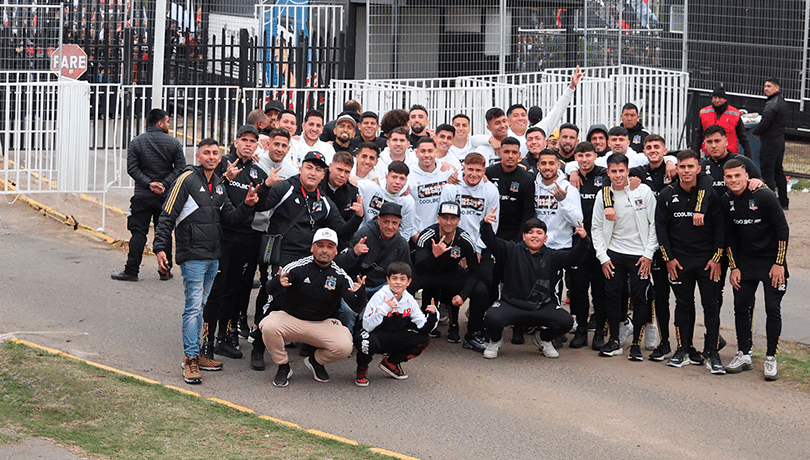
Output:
[202, 124, 279, 361]
[259, 228, 367, 387]
[112, 108, 186, 282]
[693, 86, 752, 158]
[412, 201, 490, 349]
[331, 112, 358, 152]
[262, 100, 285, 135]
[321, 100, 362, 143]
[250, 150, 362, 370]
[289, 109, 336, 167]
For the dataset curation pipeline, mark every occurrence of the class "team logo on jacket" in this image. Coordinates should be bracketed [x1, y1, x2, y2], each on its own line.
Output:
[215, 185, 225, 195]
[510, 181, 520, 193]
[324, 275, 337, 290]
[249, 169, 258, 179]
[634, 197, 644, 208]
[633, 135, 641, 144]
[457, 194, 484, 212]
[418, 182, 444, 198]
[450, 246, 461, 258]
[312, 200, 323, 212]
[749, 200, 758, 211]
[370, 195, 385, 210]
[594, 176, 603, 187]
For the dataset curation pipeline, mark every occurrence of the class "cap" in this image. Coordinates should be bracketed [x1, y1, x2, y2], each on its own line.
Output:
[548, 128, 560, 142]
[711, 86, 727, 99]
[302, 151, 328, 168]
[528, 106, 543, 125]
[236, 124, 259, 139]
[378, 202, 402, 218]
[335, 113, 357, 128]
[312, 227, 338, 245]
[437, 201, 460, 217]
[264, 100, 284, 113]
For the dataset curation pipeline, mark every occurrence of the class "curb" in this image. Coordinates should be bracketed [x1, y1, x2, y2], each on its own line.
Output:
[7, 337, 421, 460]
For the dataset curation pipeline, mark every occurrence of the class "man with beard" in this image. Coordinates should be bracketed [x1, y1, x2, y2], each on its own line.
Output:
[262, 100, 284, 135]
[377, 127, 416, 175]
[407, 104, 432, 147]
[557, 123, 580, 163]
[693, 86, 752, 158]
[331, 113, 357, 152]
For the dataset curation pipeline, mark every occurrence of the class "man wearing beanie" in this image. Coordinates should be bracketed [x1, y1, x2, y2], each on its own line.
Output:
[693, 86, 752, 158]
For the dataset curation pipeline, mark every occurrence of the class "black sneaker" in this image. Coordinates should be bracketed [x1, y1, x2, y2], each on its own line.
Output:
[705, 352, 726, 375]
[238, 315, 250, 339]
[586, 316, 596, 332]
[304, 355, 330, 382]
[591, 331, 606, 351]
[462, 334, 487, 353]
[599, 340, 623, 357]
[250, 347, 266, 371]
[511, 326, 525, 345]
[667, 348, 692, 368]
[702, 334, 728, 358]
[214, 338, 243, 359]
[273, 364, 293, 387]
[569, 328, 588, 349]
[446, 325, 461, 343]
[111, 271, 138, 282]
[688, 347, 704, 366]
[628, 344, 643, 361]
[649, 342, 673, 361]
[429, 329, 442, 338]
[158, 270, 173, 281]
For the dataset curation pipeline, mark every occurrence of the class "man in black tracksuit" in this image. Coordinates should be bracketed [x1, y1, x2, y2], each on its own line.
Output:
[201, 125, 274, 361]
[721, 158, 789, 380]
[699, 125, 763, 198]
[657, 150, 726, 372]
[153, 138, 256, 384]
[250, 152, 362, 370]
[480, 208, 590, 359]
[322, 151, 364, 252]
[112, 108, 185, 282]
[752, 78, 789, 209]
[410, 201, 489, 349]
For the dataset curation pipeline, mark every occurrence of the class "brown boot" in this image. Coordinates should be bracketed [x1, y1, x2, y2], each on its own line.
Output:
[183, 356, 202, 384]
[198, 354, 223, 371]
[355, 366, 369, 387]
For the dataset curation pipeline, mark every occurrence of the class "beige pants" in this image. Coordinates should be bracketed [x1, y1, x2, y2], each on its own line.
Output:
[259, 310, 353, 365]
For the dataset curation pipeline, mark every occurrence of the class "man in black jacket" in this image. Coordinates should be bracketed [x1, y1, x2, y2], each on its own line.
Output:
[112, 108, 185, 282]
[153, 138, 258, 385]
[259, 228, 367, 387]
[753, 77, 789, 209]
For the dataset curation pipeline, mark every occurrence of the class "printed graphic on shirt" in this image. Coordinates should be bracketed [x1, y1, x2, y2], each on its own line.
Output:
[594, 176, 603, 187]
[456, 194, 485, 213]
[250, 169, 258, 179]
[634, 197, 644, 208]
[535, 195, 558, 215]
[369, 195, 385, 211]
[418, 182, 445, 200]
[749, 199, 758, 211]
[324, 275, 336, 290]
[510, 181, 520, 193]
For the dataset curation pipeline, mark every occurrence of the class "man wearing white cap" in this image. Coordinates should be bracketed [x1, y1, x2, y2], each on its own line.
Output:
[259, 228, 367, 387]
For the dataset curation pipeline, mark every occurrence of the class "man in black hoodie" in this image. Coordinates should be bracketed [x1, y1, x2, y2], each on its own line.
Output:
[586, 124, 610, 157]
[620, 103, 649, 154]
[753, 77, 789, 210]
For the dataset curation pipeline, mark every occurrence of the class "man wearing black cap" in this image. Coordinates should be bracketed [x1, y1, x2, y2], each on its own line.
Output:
[263, 100, 285, 135]
[693, 86, 752, 158]
[411, 201, 490, 349]
[528, 106, 543, 126]
[249, 150, 362, 370]
[321, 100, 362, 143]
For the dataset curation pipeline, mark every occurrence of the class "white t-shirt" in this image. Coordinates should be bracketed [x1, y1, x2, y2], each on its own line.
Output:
[288, 138, 336, 168]
[407, 162, 455, 234]
[439, 180, 500, 251]
[357, 180, 417, 240]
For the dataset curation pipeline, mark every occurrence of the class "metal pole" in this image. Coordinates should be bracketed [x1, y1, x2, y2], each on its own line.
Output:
[618, 0, 623, 70]
[584, 0, 588, 68]
[499, 0, 506, 75]
[152, 0, 167, 109]
[682, 0, 689, 74]
[365, 0, 370, 79]
[799, 0, 809, 110]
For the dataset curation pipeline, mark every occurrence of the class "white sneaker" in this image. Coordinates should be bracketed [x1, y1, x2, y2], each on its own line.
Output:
[726, 351, 753, 374]
[569, 318, 578, 334]
[483, 339, 503, 359]
[618, 318, 634, 347]
[532, 332, 559, 358]
[764, 355, 778, 381]
[643, 322, 660, 351]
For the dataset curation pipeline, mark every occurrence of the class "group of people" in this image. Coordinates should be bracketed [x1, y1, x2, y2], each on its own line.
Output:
[112, 69, 790, 388]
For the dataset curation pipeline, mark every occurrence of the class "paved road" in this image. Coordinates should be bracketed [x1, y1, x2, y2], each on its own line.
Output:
[2, 200, 810, 460]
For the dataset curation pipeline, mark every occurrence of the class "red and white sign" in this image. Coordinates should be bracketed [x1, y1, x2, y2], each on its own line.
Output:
[48, 45, 88, 79]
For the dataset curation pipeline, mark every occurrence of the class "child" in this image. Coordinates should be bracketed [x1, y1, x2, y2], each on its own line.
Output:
[354, 261, 438, 386]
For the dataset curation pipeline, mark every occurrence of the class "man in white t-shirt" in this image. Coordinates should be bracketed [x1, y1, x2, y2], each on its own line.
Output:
[449, 113, 473, 162]
[408, 137, 455, 239]
[288, 109, 336, 167]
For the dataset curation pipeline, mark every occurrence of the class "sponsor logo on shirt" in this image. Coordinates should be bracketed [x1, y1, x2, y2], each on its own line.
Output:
[535, 195, 558, 214]
[733, 218, 762, 225]
[457, 194, 485, 212]
[418, 182, 445, 199]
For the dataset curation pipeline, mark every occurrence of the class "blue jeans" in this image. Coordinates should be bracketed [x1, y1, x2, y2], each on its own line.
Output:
[339, 283, 385, 334]
[180, 259, 219, 357]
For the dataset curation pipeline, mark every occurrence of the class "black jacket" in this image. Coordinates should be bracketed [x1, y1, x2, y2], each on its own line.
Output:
[414, 224, 480, 299]
[215, 153, 270, 240]
[266, 256, 366, 321]
[336, 219, 412, 289]
[753, 91, 788, 143]
[154, 165, 253, 264]
[700, 152, 761, 197]
[263, 176, 362, 266]
[622, 122, 649, 154]
[656, 182, 724, 268]
[323, 180, 361, 251]
[486, 164, 536, 242]
[481, 220, 589, 310]
[127, 127, 186, 199]
[722, 186, 789, 270]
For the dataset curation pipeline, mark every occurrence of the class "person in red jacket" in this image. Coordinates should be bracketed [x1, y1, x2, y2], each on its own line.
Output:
[693, 86, 752, 158]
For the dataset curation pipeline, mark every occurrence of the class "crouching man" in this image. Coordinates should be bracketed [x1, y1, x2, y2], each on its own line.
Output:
[354, 261, 438, 386]
[480, 207, 590, 359]
[259, 228, 367, 387]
